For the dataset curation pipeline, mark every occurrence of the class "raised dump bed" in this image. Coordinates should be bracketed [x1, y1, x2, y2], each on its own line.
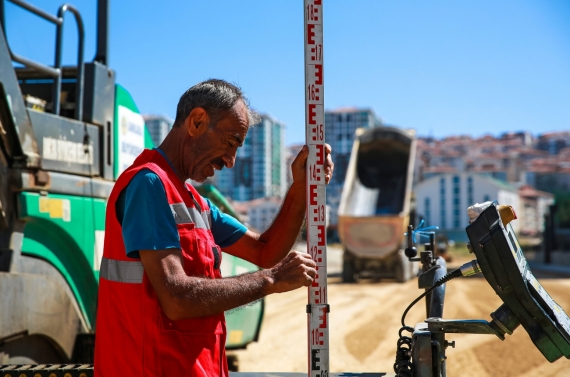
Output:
[338, 126, 417, 282]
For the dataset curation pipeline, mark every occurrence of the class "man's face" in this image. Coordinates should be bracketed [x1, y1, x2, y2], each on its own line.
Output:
[187, 101, 249, 182]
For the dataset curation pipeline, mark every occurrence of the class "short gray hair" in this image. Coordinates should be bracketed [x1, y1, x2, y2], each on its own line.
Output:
[173, 79, 260, 128]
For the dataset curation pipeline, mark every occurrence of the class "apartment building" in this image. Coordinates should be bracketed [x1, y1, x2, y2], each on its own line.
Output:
[325, 107, 382, 226]
[143, 115, 174, 146]
[216, 114, 286, 201]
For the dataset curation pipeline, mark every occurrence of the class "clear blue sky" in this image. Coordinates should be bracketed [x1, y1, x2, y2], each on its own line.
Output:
[5, 0, 570, 145]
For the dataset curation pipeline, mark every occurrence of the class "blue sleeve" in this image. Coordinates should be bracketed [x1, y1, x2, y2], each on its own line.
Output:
[116, 169, 180, 258]
[206, 198, 247, 248]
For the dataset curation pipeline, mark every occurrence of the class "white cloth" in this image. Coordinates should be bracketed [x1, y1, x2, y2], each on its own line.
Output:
[467, 201, 493, 223]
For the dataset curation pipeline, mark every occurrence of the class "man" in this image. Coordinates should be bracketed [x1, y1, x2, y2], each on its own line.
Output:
[94, 79, 334, 377]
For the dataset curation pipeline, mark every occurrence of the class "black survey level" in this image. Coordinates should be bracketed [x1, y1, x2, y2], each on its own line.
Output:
[466, 202, 570, 362]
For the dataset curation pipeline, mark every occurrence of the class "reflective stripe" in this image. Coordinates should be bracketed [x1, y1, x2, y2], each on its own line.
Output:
[190, 196, 203, 212]
[170, 203, 210, 229]
[206, 210, 212, 229]
[100, 257, 143, 284]
[189, 207, 209, 229]
[170, 203, 193, 224]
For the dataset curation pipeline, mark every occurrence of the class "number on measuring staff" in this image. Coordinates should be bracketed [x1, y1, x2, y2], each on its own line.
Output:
[310, 245, 323, 262]
[310, 44, 323, 62]
[306, 2, 321, 21]
[311, 329, 324, 346]
[309, 164, 321, 182]
[312, 204, 325, 222]
[310, 124, 324, 142]
[308, 84, 321, 101]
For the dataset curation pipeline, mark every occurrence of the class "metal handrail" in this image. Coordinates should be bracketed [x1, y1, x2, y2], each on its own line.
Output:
[1, 0, 85, 120]
[54, 3, 84, 120]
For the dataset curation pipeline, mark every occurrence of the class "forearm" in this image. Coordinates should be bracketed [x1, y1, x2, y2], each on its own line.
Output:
[164, 269, 273, 320]
[155, 249, 315, 320]
[257, 181, 307, 267]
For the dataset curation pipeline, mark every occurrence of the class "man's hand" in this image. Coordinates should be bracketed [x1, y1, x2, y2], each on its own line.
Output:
[291, 144, 335, 185]
[224, 145, 334, 270]
[265, 251, 317, 294]
[323, 143, 334, 184]
[140, 248, 316, 320]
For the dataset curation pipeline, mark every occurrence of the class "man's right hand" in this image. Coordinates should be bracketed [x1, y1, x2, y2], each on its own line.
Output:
[141, 248, 317, 320]
[265, 251, 317, 294]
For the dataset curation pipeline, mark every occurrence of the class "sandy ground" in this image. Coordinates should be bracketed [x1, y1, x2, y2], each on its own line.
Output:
[232, 247, 570, 377]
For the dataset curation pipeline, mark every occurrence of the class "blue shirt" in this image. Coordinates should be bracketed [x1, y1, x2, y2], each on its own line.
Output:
[116, 150, 247, 258]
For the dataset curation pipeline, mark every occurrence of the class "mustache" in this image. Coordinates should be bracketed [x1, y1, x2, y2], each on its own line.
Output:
[211, 158, 225, 170]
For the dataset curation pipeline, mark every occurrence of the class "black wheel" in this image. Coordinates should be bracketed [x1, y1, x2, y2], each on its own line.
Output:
[394, 260, 405, 283]
[0, 334, 67, 364]
[342, 258, 356, 283]
[227, 354, 239, 372]
[394, 253, 410, 283]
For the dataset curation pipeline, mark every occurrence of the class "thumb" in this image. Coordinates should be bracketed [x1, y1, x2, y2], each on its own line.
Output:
[292, 145, 309, 170]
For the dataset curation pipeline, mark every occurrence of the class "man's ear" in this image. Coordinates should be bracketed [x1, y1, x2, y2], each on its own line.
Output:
[184, 107, 210, 137]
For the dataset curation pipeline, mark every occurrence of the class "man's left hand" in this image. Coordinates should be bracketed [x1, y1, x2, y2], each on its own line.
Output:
[291, 144, 334, 185]
[323, 143, 334, 184]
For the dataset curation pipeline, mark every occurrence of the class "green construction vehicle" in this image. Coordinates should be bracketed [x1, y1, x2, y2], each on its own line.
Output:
[0, 0, 262, 366]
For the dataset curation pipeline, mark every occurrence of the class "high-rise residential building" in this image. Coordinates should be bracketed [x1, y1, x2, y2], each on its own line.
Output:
[143, 115, 174, 146]
[216, 114, 287, 201]
[325, 108, 382, 227]
[286, 144, 304, 187]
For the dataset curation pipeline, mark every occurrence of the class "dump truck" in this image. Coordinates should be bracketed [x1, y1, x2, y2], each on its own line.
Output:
[337, 126, 417, 282]
[0, 0, 262, 366]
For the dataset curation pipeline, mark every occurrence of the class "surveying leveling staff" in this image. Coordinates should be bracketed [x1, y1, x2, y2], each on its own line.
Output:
[94, 79, 334, 377]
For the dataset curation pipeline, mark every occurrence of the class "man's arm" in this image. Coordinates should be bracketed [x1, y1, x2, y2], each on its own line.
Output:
[139, 248, 316, 320]
[223, 144, 334, 268]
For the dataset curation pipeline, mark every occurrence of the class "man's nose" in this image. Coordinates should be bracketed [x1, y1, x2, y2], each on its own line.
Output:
[222, 153, 236, 168]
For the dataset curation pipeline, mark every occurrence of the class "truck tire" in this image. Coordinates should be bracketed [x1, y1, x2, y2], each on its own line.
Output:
[394, 260, 405, 283]
[0, 334, 66, 364]
[227, 354, 239, 372]
[342, 259, 356, 283]
[394, 253, 410, 283]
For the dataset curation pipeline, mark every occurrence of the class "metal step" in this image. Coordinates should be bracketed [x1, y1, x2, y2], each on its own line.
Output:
[0, 364, 93, 377]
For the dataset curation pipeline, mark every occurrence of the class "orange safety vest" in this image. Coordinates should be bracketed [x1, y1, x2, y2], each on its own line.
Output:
[94, 149, 227, 377]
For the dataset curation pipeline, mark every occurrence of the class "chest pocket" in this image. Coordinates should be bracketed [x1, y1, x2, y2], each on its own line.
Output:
[172, 202, 221, 278]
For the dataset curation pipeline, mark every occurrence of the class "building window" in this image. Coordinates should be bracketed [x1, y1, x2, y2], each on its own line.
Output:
[453, 175, 460, 228]
[440, 178, 446, 228]
[467, 177, 474, 206]
[484, 194, 491, 202]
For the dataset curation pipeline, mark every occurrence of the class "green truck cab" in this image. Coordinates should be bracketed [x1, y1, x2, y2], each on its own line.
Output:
[0, 0, 262, 365]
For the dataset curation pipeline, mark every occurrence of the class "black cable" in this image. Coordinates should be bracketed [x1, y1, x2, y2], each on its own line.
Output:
[393, 325, 414, 376]
[393, 267, 463, 376]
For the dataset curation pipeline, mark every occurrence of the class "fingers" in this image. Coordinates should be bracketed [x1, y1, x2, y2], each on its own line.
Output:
[324, 143, 334, 184]
[270, 250, 317, 292]
[284, 250, 316, 269]
[296, 261, 316, 287]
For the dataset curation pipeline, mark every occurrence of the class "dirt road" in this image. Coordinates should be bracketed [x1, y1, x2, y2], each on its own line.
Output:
[232, 250, 570, 376]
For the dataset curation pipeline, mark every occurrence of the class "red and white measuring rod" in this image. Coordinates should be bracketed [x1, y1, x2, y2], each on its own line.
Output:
[304, 1, 329, 376]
